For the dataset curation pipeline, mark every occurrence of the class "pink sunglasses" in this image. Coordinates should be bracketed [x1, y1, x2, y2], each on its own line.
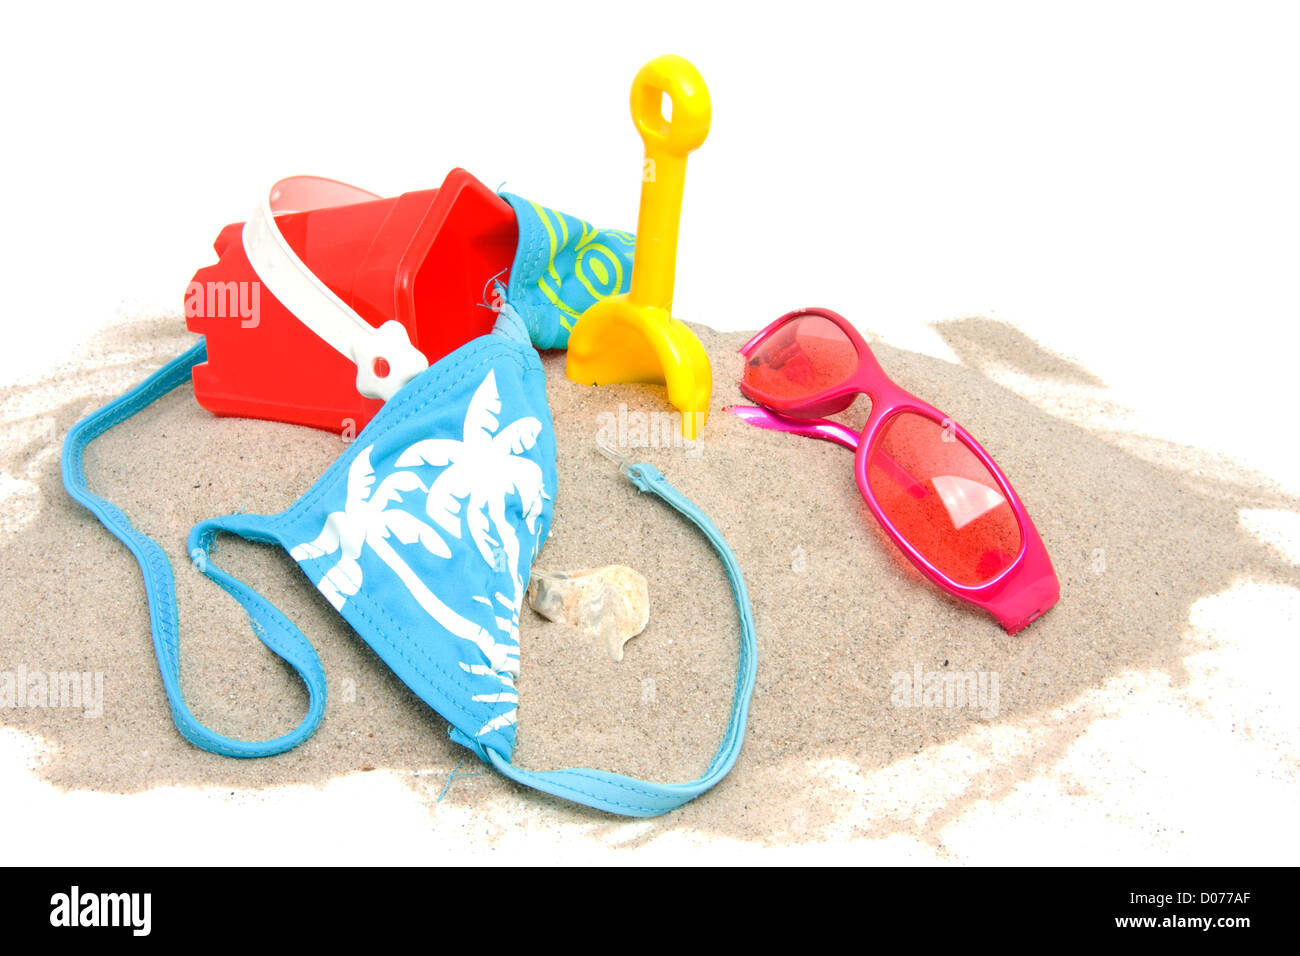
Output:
[729, 307, 1059, 634]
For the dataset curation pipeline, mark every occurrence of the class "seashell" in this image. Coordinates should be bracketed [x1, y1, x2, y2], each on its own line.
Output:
[527, 565, 650, 661]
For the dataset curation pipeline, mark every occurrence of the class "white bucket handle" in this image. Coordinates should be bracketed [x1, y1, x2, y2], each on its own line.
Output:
[242, 176, 428, 401]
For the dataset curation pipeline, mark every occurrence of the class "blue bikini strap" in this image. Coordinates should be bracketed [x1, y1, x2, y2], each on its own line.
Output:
[60, 341, 328, 757]
[464, 457, 759, 817]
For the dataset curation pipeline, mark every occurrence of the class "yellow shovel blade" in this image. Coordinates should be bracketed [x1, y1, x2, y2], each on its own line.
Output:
[566, 295, 712, 440]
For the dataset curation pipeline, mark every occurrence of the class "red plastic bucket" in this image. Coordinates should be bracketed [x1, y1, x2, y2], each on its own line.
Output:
[186, 168, 518, 432]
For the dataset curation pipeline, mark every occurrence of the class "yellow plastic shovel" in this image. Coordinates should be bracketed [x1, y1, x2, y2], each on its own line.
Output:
[565, 55, 714, 440]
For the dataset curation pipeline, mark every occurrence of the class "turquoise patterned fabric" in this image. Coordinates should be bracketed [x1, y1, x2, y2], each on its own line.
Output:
[247, 328, 555, 757]
[500, 193, 635, 349]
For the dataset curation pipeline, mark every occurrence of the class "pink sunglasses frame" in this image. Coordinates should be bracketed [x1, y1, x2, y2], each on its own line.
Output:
[732, 307, 1059, 634]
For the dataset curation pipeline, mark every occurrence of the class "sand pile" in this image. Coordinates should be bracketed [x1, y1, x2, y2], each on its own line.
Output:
[1, 315, 1293, 844]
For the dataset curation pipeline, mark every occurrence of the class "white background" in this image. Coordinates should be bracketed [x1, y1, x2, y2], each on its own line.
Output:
[2, 1, 1297, 862]
[3, 0, 1298, 489]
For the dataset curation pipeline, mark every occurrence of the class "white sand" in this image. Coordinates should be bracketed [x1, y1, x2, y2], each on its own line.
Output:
[1, 315, 1296, 862]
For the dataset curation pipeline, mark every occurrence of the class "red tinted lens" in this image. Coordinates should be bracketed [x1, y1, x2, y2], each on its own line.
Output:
[743, 313, 858, 402]
[866, 412, 1023, 586]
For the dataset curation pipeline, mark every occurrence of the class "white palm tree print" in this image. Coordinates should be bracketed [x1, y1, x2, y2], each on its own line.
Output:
[289, 445, 518, 675]
[289, 368, 550, 741]
[396, 368, 549, 608]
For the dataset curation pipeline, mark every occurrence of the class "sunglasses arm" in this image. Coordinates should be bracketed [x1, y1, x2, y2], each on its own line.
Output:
[725, 405, 860, 451]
